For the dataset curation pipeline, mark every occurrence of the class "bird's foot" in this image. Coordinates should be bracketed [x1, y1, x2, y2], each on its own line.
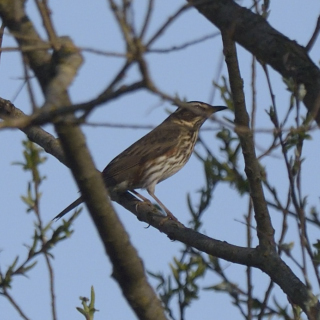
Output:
[135, 199, 154, 213]
[135, 200, 159, 225]
[160, 211, 185, 227]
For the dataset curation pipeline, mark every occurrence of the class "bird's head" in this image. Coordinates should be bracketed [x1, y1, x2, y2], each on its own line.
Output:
[172, 101, 227, 129]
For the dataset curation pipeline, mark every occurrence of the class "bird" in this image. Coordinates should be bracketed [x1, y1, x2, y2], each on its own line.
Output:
[54, 101, 227, 222]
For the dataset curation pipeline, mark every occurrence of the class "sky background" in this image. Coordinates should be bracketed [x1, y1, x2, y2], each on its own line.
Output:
[1, 1, 320, 319]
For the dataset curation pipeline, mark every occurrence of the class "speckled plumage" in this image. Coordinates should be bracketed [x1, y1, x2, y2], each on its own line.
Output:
[54, 101, 226, 221]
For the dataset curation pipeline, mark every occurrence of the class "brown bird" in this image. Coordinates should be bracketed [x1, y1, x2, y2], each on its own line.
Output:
[54, 101, 226, 221]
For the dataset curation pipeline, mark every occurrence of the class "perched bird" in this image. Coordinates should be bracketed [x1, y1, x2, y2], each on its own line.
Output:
[54, 101, 227, 221]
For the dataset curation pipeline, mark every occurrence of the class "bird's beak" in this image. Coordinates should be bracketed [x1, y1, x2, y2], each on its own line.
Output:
[212, 106, 228, 113]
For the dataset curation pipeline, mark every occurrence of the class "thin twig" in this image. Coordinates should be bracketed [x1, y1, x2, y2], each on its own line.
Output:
[306, 15, 320, 51]
[1, 287, 31, 320]
[0, 22, 5, 64]
[245, 199, 253, 320]
[32, 172, 57, 320]
[146, 4, 190, 47]
[148, 33, 220, 53]
[261, 64, 319, 288]
[35, 0, 60, 50]
[139, 0, 154, 39]
[21, 55, 38, 111]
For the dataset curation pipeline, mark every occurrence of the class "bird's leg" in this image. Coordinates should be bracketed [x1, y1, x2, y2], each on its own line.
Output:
[132, 189, 182, 225]
[147, 190, 180, 222]
[130, 190, 155, 215]
[131, 190, 152, 203]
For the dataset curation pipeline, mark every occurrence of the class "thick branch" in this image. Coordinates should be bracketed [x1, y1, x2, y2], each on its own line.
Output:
[2, 1, 320, 318]
[220, 29, 319, 320]
[0, 0, 53, 89]
[0, 98, 65, 163]
[1, 99, 319, 319]
[0, 2, 167, 318]
[188, 0, 320, 124]
[222, 32, 275, 250]
[55, 123, 168, 320]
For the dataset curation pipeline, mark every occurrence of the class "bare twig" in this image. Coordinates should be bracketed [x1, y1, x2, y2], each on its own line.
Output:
[1, 287, 30, 320]
[35, 0, 60, 50]
[139, 0, 154, 39]
[306, 15, 320, 51]
[149, 32, 220, 53]
[0, 22, 5, 64]
[146, 4, 190, 47]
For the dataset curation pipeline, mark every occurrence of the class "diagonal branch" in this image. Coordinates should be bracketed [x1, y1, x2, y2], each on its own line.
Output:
[1, 98, 320, 319]
[0, 0, 53, 89]
[0, 2, 167, 318]
[220, 29, 319, 320]
[221, 31, 275, 251]
[188, 0, 320, 124]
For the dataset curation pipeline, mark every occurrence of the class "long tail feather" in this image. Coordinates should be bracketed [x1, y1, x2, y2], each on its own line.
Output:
[53, 197, 83, 220]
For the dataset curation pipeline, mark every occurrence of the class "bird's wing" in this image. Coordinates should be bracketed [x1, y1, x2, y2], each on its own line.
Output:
[102, 125, 182, 184]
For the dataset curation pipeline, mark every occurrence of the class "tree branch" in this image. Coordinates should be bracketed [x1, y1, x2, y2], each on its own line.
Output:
[221, 31, 275, 251]
[1, 99, 319, 319]
[220, 27, 319, 320]
[188, 0, 320, 124]
[0, 2, 167, 319]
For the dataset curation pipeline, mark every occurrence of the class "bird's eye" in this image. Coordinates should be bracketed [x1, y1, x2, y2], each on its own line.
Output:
[195, 104, 204, 111]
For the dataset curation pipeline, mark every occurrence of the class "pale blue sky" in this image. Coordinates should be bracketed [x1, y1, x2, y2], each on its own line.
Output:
[1, 1, 320, 319]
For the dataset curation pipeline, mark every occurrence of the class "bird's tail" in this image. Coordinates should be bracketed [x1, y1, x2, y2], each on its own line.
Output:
[53, 196, 83, 220]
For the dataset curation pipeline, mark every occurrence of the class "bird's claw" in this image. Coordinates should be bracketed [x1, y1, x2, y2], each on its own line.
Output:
[159, 214, 185, 227]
